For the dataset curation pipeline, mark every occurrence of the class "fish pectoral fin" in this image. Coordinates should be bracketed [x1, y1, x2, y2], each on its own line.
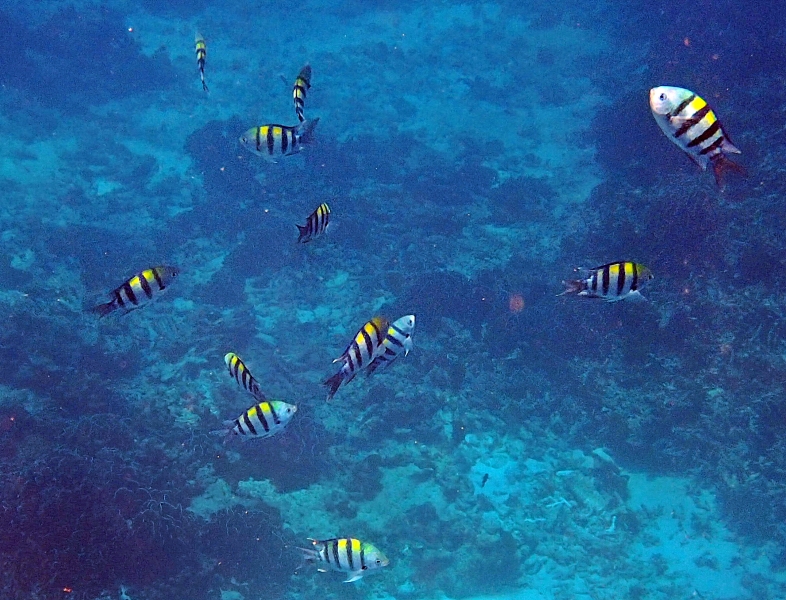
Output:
[624, 290, 647, 302]
[344, 573, 363, 583]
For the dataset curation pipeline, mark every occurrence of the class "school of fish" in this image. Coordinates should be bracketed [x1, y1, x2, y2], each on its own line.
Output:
[85, 34, 752, 586]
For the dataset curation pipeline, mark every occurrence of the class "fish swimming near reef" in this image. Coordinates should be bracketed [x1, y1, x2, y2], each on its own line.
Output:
[224, 352, 266, 400]
[212, 399, 297, 440]
[239, 119, 319, 161]
[649, 86, 746, 187]
[324, 316, 389, 401]
[293, 64, 312, 123]
[559, 262, 653, 302]
[92, 266, 179, 317]
[195, 33, 208, 92]
[296, 202, 330, 243]
[367, 314, 416, 375]
[298, 537, 389, 583]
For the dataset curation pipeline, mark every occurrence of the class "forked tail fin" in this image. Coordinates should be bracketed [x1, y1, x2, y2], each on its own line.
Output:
[90, 301, 115, 318]
[558, 279, 586, 297]
[712, 154, 747, 190]
[323, 371, 344, 401]
[296, 224, 311, 243]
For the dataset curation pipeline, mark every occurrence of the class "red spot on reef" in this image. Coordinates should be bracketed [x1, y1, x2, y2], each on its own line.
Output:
[508, 293, 525, 313]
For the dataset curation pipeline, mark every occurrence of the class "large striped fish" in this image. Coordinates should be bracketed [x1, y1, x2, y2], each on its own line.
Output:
[293, 64, 312, 123]
[324, 316, 389, 401]
[367, 314, 415, 375]
[92, 266, 179, 317]
[224, 352, 266, 400]
[296, 202, 330, 243]
[559, 262, 653, 302]
[212, 399, 297, 440]
[649, 86, 746, 187]
[298, 537, 389, 583]
[195, 33, 208, 92]
[239, 119, 319, 161]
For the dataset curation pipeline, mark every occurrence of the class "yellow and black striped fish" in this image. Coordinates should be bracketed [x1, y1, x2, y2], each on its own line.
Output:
[649, 86, 746, 187]
[195, 33, 208, 92]
[224, 352, 266, 400]
[367, 314, 415, 375]
[298, 537, 389, 583]
[92, 265, 179, 317]
[324, 316, 389, 400]
[239, 119, 319, 161]
[293, 64, 312, 123]
[296, 202, 330, 243]
[213, 399, 297, 440]
[559, 262, 653, 302]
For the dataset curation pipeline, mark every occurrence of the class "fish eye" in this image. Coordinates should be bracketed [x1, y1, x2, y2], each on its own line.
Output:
[659, 93, 666, 101]
[375, 559, 382, 564]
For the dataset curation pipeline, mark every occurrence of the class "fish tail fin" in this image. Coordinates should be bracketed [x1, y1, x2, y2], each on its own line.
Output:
[323, 371, 344, 401]
[296, 224, 311, 243]
[558, 279, 586, 297]
[90, 301, 116, 318]
[712, 154, 747, 189]
[298, 118, 320, 144]
[208, 420, 236, 443]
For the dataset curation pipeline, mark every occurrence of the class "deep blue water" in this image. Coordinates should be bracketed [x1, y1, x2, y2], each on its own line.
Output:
[1, 1, 786, 599]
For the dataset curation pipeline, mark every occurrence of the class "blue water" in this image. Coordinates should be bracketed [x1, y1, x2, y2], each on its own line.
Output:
[1, 1, 785, 599]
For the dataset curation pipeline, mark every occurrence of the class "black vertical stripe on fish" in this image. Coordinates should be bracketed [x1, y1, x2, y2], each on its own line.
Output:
[241, 367, 250, 389]
[152, 268, 166, 290]
[243, 411, 257, 435]
[332, 541, 341, 567]
[590, 272, 598, 294]
[631, 263, 639, 291]
[674, 104, 711, 138]
[123, 281, 138, 305]
[685, 115, 718, 147]
[268, 401, 281, 425]
[255, 403, 270, 432]
[670, 94, 695, 118]
[346, 543, 355, 571]
[234, 418, 245, 435]
[266, 128, 275, 155]
[255, 127, 262, 153]
[601, 266, 610, 295]
[699, 134, 725, 156]
[281, 129, 289, 154]
[140, 273, 153, 299]
[114, 288, 126, 309]
[360, 545, 366, 570]
[616, 263, 625, 296]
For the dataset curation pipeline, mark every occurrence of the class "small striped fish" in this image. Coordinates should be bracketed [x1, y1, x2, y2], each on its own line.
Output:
[560, 262, 653, 302]
[649, 86, 746, 187]
[239, 119, 319, 161]
[296, 202, 330, 243]
[195, 34, 208, 92]
[293, 64, 312, 122]
[92, 266, 179, 317]
[299, 537, 389, 583]
[324, 316, 389, 401]
[213, 400, 297, 440]
[224, 352, 266, 400]
[367, 314, 415, 375]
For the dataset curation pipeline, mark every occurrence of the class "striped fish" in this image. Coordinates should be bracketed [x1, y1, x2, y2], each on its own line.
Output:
[224, 352, 266, 400]
[324, 316, 389, 401]
[195, 34, 208, 92]
[239, 119, 319, 161]
[560, 262, 653, 302]
[296, 202, 330, 243]
[649, 86, 746, 187]
[299, 537, 389, 583]
[367, 314, 416, 375]
[213, 400, 297, 440]
[293, 64, 312, 123]
[92, 266, 179, 317]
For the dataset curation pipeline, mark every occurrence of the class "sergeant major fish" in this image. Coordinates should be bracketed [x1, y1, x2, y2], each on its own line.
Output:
[649, 86, 746, 187]
[239, 119, 319, 161]
[293, 64, 312, 123]
[559, 262, 653, 302]
[367, 314, 415, 375]
[92, 265, 179, 317]
[211, 399, 297, 440]
[195, 33, 208, 92]
[324, 316, 389, 401]
[297, 202, 330, 243]
[298, 537, 389, 583]
[224, 352, 266, 400]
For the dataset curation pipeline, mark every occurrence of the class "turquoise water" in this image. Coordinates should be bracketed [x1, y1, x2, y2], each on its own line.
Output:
[1, 1, 785, 599]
